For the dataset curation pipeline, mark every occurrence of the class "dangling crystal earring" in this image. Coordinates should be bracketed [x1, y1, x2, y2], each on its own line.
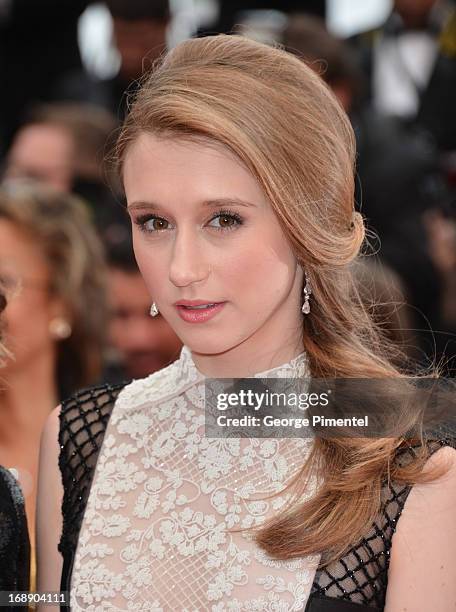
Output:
[150, 302, 159, 317]
[301, 271, 311, 315]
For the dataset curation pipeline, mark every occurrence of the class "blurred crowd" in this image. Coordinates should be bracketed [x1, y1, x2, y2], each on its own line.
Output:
[0, 0, 455, 584]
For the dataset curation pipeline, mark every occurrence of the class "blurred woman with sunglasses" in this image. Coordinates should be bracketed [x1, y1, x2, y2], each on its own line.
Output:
[0, 180, 107, 589]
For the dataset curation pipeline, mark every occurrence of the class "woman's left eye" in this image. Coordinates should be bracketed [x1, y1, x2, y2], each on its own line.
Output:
[207, 211, 243, 231]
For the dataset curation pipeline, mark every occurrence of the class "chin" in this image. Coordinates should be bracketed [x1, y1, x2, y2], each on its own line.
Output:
[179, 328, 251, 357]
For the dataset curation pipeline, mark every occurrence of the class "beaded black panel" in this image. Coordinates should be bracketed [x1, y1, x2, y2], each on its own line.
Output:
[0, 466, 30, 593]
[58, 382, 128, 560]
[308, 438, 454, 610]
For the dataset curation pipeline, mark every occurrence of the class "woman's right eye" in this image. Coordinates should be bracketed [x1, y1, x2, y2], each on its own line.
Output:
[135, 215, 171, 232]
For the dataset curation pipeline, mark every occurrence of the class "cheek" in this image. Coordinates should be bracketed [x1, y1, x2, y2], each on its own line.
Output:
[4, 295, 53, 355]
[6, 294, 50, 329]
[218, 231, 296, 302]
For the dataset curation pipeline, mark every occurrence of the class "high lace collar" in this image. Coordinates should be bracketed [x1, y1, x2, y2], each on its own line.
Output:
[117, 344, 311, 413]
[177, 345, 310, 381]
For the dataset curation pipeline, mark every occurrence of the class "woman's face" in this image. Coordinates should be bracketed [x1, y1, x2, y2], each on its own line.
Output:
[124, 134, 304, 359]
[0, 219, 62, 371]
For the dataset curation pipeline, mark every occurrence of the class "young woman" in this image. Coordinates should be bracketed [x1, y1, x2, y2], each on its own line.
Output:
[0, 180, 107, 588]
[37, 35, 456, 611]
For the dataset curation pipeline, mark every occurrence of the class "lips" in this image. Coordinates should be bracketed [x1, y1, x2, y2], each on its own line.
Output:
[175, 300, 222, 308]
[179, 303, 218, 309]
[175, 301, 226, 323]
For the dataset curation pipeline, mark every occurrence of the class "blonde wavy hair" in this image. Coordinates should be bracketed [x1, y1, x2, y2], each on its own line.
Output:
[115, 34, 440, 562]
[0, 180, 107, 394]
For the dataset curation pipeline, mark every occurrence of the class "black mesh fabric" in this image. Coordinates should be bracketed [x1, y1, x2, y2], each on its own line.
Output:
[57, 385, 453, 612]
[58, 381, 128, 604]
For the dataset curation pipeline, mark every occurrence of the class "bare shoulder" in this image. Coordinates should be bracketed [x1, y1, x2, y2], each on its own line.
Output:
[410, 444, 456, 504]
[423, 443, 456, 470]
[385, 444, 456, 612]
[36, 405, 64, 597]
[38, 404, 62, 482]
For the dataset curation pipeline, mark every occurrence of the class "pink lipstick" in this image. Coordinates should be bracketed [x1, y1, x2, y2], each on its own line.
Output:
[174, 300, 226, 323]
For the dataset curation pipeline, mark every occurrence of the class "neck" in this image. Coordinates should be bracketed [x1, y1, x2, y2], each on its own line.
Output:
[0, 353, 58, 443]
[190, 293, 305, 378]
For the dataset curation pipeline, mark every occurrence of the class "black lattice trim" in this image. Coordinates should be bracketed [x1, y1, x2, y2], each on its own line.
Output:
[58, 382, 128, 556]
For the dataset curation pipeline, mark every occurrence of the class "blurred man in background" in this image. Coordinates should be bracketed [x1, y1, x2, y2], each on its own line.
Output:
[57, 0, 171, 120]
[4, 102, 117, 192]
[350, 0, 456, 152]
[2, 102, 127, 233]
[105, 233, 182, 382]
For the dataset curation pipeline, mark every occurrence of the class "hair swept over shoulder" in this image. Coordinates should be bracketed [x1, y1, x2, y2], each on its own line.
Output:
[116, 34, 441, 562]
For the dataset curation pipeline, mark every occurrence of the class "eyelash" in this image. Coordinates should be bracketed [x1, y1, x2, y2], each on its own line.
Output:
[133, 209, 244, 234]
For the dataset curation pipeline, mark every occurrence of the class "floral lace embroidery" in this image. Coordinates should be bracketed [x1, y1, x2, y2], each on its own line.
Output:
[70, 348, 320, 611]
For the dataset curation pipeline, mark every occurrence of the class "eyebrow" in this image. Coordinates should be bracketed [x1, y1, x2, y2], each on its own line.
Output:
[127, 198, 257, 212]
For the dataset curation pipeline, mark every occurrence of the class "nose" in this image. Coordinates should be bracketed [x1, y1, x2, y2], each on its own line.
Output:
[168, 228, 211, 288]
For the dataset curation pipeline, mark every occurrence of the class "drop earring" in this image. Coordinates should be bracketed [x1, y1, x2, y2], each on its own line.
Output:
[150, 302, 159, 317]
[301, 271, 311, 315]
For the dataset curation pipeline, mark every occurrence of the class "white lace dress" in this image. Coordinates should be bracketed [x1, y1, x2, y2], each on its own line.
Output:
[70, 347, 320, 611]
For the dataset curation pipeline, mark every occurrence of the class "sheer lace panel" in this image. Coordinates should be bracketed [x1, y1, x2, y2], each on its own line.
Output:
[69, 349, 323, 611]
[58, 383, 128, 559]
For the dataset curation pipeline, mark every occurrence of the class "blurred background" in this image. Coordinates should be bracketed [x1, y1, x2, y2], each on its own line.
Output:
[0, 0, 455, 572]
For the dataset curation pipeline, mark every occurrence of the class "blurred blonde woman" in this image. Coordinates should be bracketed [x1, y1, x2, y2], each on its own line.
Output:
[0, 180, 107, 588]
[38, 36, 455, 611]
[0, 283, 30, 595]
